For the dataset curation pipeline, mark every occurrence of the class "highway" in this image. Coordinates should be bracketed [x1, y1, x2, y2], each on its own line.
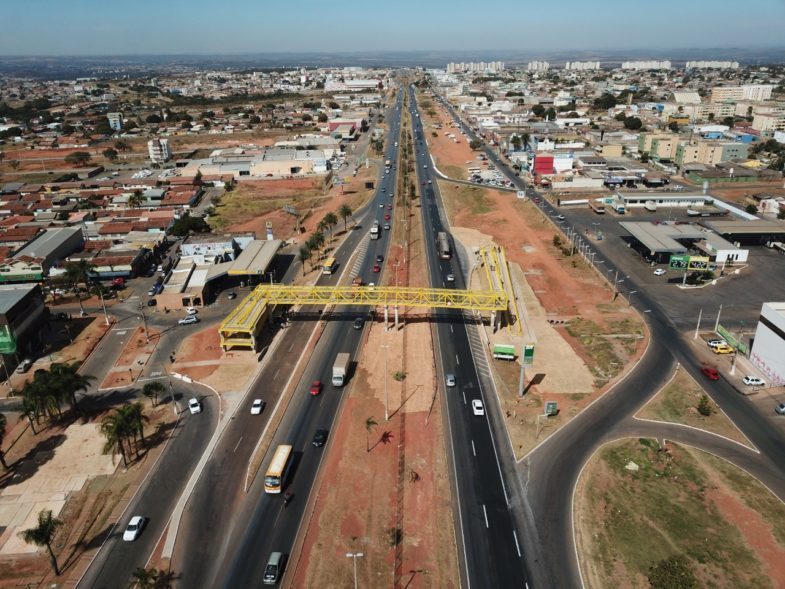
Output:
[170, 91, 406, 588]
[433, 87, 785, 588]
[409, 86, 530, 588]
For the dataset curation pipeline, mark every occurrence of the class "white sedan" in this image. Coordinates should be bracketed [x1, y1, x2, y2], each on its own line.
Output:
[742, 375, 765, 386]
[188, 398, 202, 414]
[471, 399, 485, 416]
[185, 307, 198, 315]
[123, 516, 145, 541]
[251, 399, 264, 415]
[653, 268, 667, 276]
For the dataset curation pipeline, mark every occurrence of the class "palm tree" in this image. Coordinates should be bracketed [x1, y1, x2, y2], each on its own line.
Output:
[101, 411, 131, 467]
[49, 362, 94, 414]
[64, 259, 96, 317]
[316, 219, 329, 243]
[21, 396, 38, 435]
[142, 382, 165, 408]
[338, 204, 353, 232]
[128, 189, 144, 209]
[0, 413, 7, 469]
[122, 402, 149, 450]
[312, 231, 325, 260]
[365, 416, 378, 452]
[20, 509, 63, 575]
[297, 246, 311, 276]
[323, 212, 338, 240]
[130, 566, 159, 589]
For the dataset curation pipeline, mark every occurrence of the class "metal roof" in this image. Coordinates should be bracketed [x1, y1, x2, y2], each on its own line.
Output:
[619, 222, 690, 253]
[228, 240, 282, 276]
[702, 219, 785, 236]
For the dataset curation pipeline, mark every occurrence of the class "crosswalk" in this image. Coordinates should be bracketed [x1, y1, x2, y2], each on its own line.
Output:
[349, 234, 372, 280]
[464, 319, 492, 382]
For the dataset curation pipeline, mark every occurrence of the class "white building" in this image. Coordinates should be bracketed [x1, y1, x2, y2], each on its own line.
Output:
[107, 112, 123, 131]
[446, 61, 504, 74]
[686, 61, 739, 69]
[148, 138, 171, 163]
[711, 84, 774, 103]
[527, 61, 550, 72]
[750, 302, 785, 385]
[564, 61, 601, 71]
[621, 60, 671, 70]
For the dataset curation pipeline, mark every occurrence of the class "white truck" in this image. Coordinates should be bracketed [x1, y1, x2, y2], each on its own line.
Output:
[332, 353, 351, 387]
[370, 221, 380, 240]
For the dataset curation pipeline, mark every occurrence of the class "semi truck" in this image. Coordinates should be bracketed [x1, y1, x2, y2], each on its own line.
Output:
[332, 353, 351, 386]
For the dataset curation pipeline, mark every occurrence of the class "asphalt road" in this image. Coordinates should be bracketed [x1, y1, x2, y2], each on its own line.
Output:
[436, 88, 785, 588]
[410, 86, 530, 588]
[170, 92, 406, 588]
[77, 387, 218, 589]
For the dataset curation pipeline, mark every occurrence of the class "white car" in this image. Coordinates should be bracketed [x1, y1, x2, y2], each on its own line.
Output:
[706, 339, 727, 349]
[251, 399, 264, 415]
[185, 307, 198, 315]
[446, 274, 455, 283]
[123, 516, 145, 541]
[742, 376, 765, 386]
[653, 268, 667, 276]
[471, 399, 485, 416]
[188, 398, 202, 414]
[445, 373, 456, 387]
[179, 316, 199, 325]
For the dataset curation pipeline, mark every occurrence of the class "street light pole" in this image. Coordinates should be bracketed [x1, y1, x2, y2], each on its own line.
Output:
[381, 344, 390, 420]
[345, 552, 364, 589]
[99, 290, 110, 326]
[138, 301, 150, 343]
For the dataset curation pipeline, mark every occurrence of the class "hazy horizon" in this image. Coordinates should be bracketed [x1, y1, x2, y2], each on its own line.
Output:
[3, 0, 785, 56]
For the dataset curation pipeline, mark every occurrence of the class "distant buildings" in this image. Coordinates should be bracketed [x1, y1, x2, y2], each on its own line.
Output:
[148, 138, 171, 163]
[107, 112, 123, 131]
[686, 60, 739, 69]
[446, 62, 505, 74]
[564, 61, 601, 71]
[621, 60, 671, 70]
[527, 61, 550, 72]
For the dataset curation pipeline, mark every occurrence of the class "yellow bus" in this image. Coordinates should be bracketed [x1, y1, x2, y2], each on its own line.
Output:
[264, 444, 293, 494]
[322, 257, 338, 275]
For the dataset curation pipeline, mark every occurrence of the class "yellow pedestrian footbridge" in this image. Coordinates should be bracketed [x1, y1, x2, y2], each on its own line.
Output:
[219, 284, 509, 350]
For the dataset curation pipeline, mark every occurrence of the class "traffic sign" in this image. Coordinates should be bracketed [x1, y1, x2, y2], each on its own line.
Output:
[517, 190, 526, 199]
[545, 401, 558, 416]
[523, 344, 535, 366]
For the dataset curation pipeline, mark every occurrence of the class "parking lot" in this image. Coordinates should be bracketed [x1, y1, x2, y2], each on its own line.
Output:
[553, 205, 785, 339]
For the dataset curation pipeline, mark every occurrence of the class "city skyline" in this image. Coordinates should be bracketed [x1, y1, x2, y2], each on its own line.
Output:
[2, 0, 784, 56]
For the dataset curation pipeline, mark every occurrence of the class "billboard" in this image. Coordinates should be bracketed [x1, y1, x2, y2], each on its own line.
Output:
[668, 254, 711, 271]
[523, 344, 535, 366]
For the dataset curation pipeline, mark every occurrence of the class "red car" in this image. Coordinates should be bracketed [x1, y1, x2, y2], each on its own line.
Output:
[701, 366, 720, 381]
[373, 264, 381, 273]
[384, 214, 391, 220]
[310, 380, 322, 396]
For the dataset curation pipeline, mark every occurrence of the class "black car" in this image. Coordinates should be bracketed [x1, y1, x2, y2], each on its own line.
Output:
[312, 429, 328, 447]
[51, 312, 69, 321]
[353, 317, 365, 330]
[376, 254, 384, 263]
[147, 299, 157, 307]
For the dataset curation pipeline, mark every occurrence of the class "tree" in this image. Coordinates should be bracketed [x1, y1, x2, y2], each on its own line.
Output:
[365, 416, 378, 452]
[640, 152, 650, 164]
[338, 204, 353, 232]
[722, 116, 735, 128]
[648, 555, 697, 589]
[115, 139, 131, 152]
[469, 138, 482, 150]
[745, 204, 758, 215]
[510, 136, 521, 151]
[145, 114, 162, 124]
[103, 148, 119, 161]
[615, 112, 627, 122]
[65, 151, 92, 167]
[328, 101, 340, 109]
[544, 107, 557, 120]
[668, 121, 680, 132]
[101, 410, 132, 467]
[298, 246, 311, 275]
[20, 509, 63, 575]
[697, 394, 713, 417]
[531, 104, 545, 117]
[301, 113, 312, 122]
[169, 214, 210, 237]
[593, 93, 617, 110]
[323, 212, 338, 240]
[143, 382, 166, 407]
[48, 362, 94, 414]
[128, 189, 145, 209]
[317, 113, 328, 123]
[778, 209, 785, 220]
[130, 567, 160, 589]
[0, 413, 7, 469]
[623, 117, 643, 130]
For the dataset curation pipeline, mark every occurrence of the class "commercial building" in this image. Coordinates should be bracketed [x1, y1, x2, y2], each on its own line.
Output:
[750, 302, 785, 385]
[686, 61, 739, 69]
[107, 112, 124, 131]
[446, 62, 504, 73]
[674, 141, 750, 166]
[752, 113, 785, 133]
[11, 227, 84, 271]
[527, 61, 550, 72]
[564, 61, 601, 71]
[619, 221, 747, 264]
[148, 138, 172, 163]
[0, 283, 46, 365]
[180, 148, 328, 180]
[639, 132, 680, 160]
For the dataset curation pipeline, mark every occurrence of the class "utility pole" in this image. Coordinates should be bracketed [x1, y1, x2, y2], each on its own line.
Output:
[138, 301, 150, 343]
[381, 344, 390, 420]
[612, 269, 619, 300]
[345, 552, 364, 589]
[99, 289, 110, 326]
[694, 308, 703, 339]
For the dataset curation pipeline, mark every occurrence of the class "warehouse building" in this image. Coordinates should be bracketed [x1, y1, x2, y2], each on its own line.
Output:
[750, 302, 785, 385]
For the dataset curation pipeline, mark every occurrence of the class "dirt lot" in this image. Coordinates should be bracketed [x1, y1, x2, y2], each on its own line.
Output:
[685, 181, 785, 206]
[575, 438, 785, 589]
[442, 185, 646, 457]
[637, 368, 752, 447]
[417, 94, 481, 180]
[293, 104, 460, 587]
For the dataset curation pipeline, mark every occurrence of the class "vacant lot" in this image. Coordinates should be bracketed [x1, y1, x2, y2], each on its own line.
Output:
[638, 369, 751, 447]
[575, 438, 785, 589]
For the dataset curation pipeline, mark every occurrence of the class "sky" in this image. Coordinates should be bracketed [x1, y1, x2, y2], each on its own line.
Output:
[2, 0, 784, 56]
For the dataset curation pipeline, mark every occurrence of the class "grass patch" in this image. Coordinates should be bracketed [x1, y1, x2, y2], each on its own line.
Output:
[579, 439, 774, 588]
[565, 317, 622, 387]
[210, 183, 324, 230]
[638, 370, 750, 447]
[437, 180, 493, 223]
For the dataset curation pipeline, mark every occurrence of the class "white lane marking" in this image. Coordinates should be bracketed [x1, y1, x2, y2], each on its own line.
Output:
[233, 436, 243, 453]
[455, 354, 460, 365]
[274, 368, 280, 380]
[288, 343, 294, 352]
[450, 325, 454, 333]
[482, 505, 489, 528]
[513, 530, 522, 557]
[462, 390, 466, 404]
[471, 440, 476, 456]
[113, 330, 128, 335]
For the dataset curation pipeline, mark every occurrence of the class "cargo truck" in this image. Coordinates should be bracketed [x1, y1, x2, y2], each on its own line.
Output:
[332, 353, 350, 386]
[370, 221, 380, 240]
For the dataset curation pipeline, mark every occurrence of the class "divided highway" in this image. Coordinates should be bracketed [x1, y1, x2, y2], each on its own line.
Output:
[409, 86, 530, 587]
[171, 92, 406, 588]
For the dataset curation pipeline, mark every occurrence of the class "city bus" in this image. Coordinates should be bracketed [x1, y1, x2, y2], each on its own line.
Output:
[264, 444, 293, 494]
[322, 257, 338, 275]
[437, 232, 452, 260]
